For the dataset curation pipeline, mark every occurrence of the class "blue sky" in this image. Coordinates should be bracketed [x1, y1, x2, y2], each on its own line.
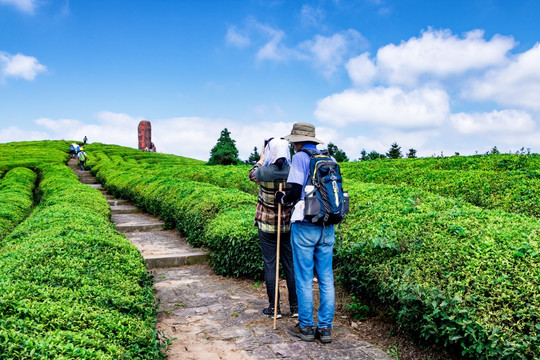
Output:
[1, 0, 540, 160]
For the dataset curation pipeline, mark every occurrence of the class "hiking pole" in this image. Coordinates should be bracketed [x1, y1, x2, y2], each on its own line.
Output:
[273, 183, 283, 330]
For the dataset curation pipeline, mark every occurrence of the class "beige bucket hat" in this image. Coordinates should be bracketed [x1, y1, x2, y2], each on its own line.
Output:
[282, 122, 324, 144]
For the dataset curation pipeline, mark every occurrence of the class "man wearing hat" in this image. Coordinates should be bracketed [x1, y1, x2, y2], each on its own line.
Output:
[276, 122, 335, 343]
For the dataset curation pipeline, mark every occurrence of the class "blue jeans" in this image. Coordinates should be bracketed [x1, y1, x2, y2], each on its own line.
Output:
[291, 221, 335, 329]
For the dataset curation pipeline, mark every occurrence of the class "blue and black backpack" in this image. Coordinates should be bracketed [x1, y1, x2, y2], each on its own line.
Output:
[301, 148, 349, 226]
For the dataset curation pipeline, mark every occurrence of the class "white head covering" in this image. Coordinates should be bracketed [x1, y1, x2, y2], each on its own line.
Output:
[263, 138, 291, 166]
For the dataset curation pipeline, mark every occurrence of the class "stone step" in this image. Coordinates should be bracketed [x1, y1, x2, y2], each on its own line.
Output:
[112, 213, 164, 232]
[79, 177, 98, 184]
[87, 183, 103, 190]
[110, 204, 139, 214]
[125, 230, 208, 269]
[145, 252, 209, 269]
[108, 198, 129, 206]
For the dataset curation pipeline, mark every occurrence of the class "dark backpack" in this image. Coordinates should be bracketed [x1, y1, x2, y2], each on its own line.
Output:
[301, 148, 349, 225]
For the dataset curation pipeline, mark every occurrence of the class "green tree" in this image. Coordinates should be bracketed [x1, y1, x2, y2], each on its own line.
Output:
[367, 150, 384, 160]
[289, 142, 296, 159]
[327, 142, 349, 162]
[247, 146, 260, 164]
[488, 146, 500, 155]
[386, 142, 403, 159]
[360, 149, 368, 161]
[406, 148, 417, 158]
[208, 128, 241, 165]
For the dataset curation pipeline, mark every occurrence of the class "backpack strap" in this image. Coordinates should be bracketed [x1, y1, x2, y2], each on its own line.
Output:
[300, 148, 319, 185]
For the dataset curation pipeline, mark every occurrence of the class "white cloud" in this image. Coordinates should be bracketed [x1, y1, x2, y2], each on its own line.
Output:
[341, 128, 438, 158]
[32, 112, 144, 149]
[450, 109, 535, 134]
[225, 26, 250, 48]
[253, 22, 310, 63]
[0, 52, 46, 80]
[300, 5, 325, 28]
[372, 28, 514, 86]
[0, 0, 36, 13]
[254, 22, 292, 62]
[235, 19, 365, 77]
[346, 52, 377, 86]
[465, 43, 540, 110]
[0, 126, 48, 143]
[314, 86, 450, 128]
[300, 29, 367, 78]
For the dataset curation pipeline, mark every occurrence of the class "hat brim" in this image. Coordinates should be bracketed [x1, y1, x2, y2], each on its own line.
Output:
[282, 134, 324, 144]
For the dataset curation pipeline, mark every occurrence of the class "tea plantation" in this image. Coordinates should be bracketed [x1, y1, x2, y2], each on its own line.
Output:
[0, 141, 165, 359]
[1, 140, 538, 359]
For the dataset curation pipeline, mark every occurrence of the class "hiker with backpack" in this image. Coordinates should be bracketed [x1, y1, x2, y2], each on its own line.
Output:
[69, 143, 76, 158]
[277, 122, 348, 344]
[77, 147, 88, 171]
[249, 138, 298, 319]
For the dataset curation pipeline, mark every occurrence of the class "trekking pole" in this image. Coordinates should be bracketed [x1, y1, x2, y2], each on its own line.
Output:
[273, 183, 283, 330]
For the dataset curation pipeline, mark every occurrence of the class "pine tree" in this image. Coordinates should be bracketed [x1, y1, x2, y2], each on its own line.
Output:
[208, 128, 241, 165]
[247, 146, 260, 164]
[360, 149, 368, 161]
[327, 142, 349, 162]
[406, 148, 417, 158]
[386, 142, 403, 159]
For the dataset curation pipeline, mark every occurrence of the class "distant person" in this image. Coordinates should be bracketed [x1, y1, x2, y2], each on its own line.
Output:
[249, 138, 298, 319]
[83, 136, 87, 146]
[77, 147, 88, 171]
[69, 143, 76, 158]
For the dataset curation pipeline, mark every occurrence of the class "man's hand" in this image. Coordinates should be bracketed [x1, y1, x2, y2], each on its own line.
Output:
[275, 191, 285, 207]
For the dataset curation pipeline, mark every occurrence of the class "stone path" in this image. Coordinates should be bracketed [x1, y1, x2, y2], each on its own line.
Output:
[69, 159, 392, 360]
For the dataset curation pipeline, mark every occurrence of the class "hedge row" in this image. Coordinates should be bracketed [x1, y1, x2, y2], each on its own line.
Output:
[337, 180, 540, 358]
[0, 158, 165, 358]
[341, 159, 540, 218]
[85, 143, 258, 196]
[349, 153, 540, 172]
[0, 167, 37, 240]
[88, 151, 263, 279]
[0, 140, 70, 171]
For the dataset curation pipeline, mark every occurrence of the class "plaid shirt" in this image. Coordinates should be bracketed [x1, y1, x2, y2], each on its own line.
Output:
[249, 163, 292, 234]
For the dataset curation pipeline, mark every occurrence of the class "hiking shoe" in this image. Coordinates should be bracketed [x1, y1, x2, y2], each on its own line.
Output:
[316, 327, 332, 343]
[262, 307, 281, 319]
[290, 306, 298, 318]
[289, 323, 315, 342]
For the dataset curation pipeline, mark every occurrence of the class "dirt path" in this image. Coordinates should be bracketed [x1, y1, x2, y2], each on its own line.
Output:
[69, 159, 454, 360]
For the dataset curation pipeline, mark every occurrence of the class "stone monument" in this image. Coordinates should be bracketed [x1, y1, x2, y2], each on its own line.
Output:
[138, 120, 156, 151]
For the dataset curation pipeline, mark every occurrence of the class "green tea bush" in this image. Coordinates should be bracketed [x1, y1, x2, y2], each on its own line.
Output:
[0, 152, 164, 358]
[336, 180, 540, 358]
[0, 167, 37, 239]
[341, 156, 540, 218]
[85, 143, 258, 196]
[87, 150, 263, 278]
[205, 205, 262, 278]
[0, 140, 70, 171]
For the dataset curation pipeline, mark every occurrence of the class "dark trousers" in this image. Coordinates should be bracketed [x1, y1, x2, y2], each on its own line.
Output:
[259, 229, 297, 310]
